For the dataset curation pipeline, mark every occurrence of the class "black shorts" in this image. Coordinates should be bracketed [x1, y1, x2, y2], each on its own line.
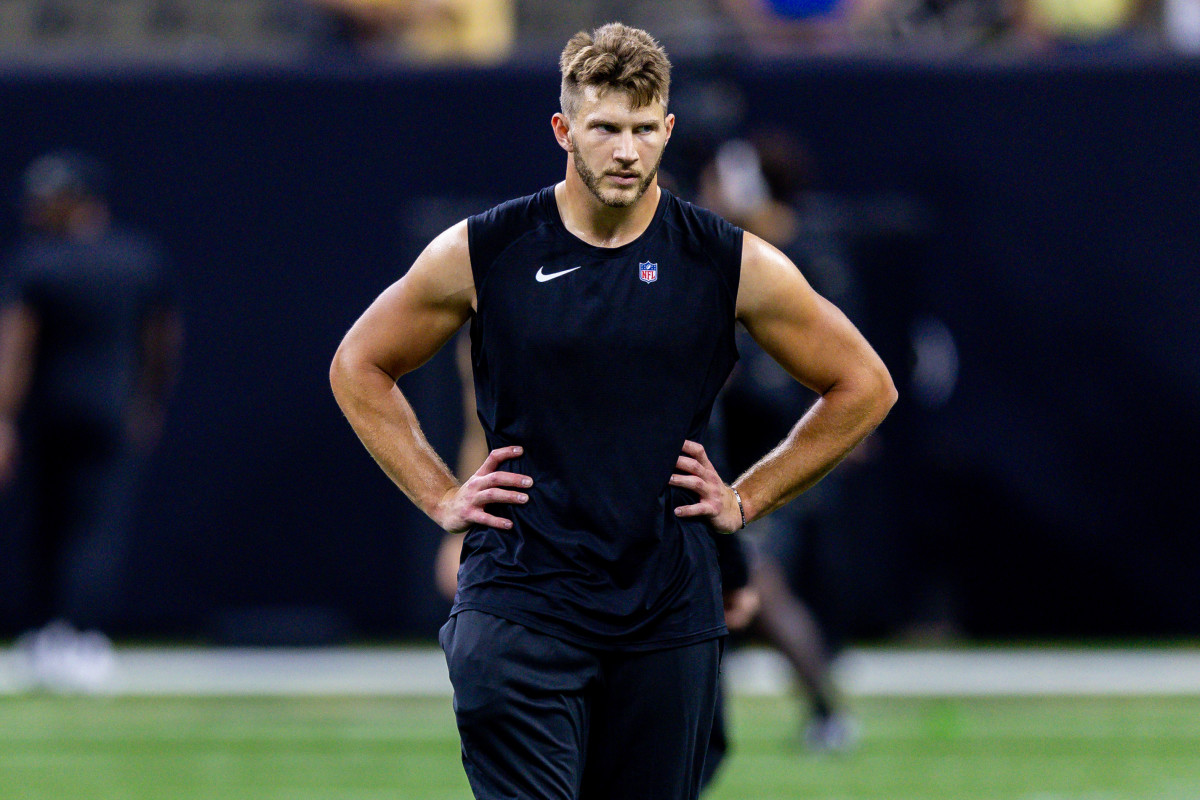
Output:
[440, 610, 723, 800]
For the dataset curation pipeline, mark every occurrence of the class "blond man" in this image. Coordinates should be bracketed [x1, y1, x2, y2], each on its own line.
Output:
[330, 23, 895, 799]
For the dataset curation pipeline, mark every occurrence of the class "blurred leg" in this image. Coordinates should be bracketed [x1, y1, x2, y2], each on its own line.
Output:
[751, 556, 837, 720]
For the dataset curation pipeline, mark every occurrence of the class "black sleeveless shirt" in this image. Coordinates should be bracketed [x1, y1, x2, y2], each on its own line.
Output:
[451, 185, 743, 650]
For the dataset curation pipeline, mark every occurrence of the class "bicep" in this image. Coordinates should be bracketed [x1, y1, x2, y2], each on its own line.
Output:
[338, 221, 475, 380]
[735, 233, 880, 396]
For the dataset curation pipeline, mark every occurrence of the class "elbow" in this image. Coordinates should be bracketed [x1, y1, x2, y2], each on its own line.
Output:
[329, 339, 357, 406]
[873, 361, 899, 422]
[330, 336, 400, 412]
[844, 357, 896, 428]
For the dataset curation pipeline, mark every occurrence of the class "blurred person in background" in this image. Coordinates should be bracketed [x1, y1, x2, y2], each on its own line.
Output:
[331, 21, 893, 798]
[843, 0, 1157, 52]
[699, 130, 869, 751]
[719, 0, 896, 51]
[292, 0, 515, 62]
[1018, 0, 1153, 47]
[0, 151, 182, 692]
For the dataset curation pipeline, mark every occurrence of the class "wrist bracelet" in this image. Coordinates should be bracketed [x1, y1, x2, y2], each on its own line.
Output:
[730, 486, 746, 530]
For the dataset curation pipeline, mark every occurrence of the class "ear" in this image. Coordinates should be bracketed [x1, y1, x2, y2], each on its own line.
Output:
[664, 113, 676, 145]
[552, 112, 574, 153]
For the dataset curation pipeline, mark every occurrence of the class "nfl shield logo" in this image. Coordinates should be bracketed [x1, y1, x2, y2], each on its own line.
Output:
[639, 261, 658, 284]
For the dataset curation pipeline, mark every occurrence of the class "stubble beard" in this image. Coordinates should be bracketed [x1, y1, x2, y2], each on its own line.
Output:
[572, 146, 663, 209]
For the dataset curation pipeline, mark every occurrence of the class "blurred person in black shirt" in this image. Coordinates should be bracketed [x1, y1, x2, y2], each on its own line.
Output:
[699, 130, 868, 751]
[0, 151, 182, 691]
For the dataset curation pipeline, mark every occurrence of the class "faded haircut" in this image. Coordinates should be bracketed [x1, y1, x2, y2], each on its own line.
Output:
[559, 23, 671, 120]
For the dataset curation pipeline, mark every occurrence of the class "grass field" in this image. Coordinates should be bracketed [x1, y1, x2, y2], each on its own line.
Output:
[3, 693, 1200, 800]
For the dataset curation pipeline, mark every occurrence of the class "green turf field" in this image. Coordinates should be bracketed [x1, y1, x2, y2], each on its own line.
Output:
[2, 693, 1199, 800]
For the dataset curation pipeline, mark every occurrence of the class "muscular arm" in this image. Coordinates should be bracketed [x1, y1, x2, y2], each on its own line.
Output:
[732, 232, 896, 523]
[330, 221, 474, 522]
[330, 221, 530, 533]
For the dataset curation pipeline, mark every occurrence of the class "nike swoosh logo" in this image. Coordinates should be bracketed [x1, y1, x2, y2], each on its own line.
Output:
[536, 266, 583, 283]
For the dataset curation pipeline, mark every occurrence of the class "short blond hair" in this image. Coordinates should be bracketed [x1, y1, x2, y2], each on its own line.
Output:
[559, 23, 671, 120]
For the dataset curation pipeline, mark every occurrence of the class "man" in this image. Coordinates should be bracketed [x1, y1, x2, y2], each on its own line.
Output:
[330, 22, 895, 800]
[0, 151, 182, 691]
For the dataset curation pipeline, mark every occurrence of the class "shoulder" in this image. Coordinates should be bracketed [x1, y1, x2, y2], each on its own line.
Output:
[467, 187, 554, 262]
[468, 187, 550, 231]
[661, 191, 744, 298]
[736, 232, 818, 321]
[662, 191, 743, 247]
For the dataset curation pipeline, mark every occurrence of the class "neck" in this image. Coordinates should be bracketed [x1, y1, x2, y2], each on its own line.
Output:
[555, 168, 661, 249]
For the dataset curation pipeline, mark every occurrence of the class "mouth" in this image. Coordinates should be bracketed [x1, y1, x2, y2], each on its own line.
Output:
[607, 172, 640, 186]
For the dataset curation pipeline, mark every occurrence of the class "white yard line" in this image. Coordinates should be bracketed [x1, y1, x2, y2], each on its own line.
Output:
[3, 645, 1200, 696]
[738, 648, 1200, 696]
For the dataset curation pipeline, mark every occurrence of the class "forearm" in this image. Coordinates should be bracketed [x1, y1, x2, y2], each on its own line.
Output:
[331, 356, 459, 525]
[734, 374, 895, 523]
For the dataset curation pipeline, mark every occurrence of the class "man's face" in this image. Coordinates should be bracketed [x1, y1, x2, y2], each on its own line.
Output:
[564, 87, 674, 208]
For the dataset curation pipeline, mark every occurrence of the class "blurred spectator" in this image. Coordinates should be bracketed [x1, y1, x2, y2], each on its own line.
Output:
[0, 150, 182, 691]
[1020, 0, 1149, 46]
[851, 0, 1159, 52]
[514, 0, 726, 59]
[846, 0, 1029, 53]
[292, 0, 515, 62]
[699, 130, 867, 751]
[719, 0, 893, 52]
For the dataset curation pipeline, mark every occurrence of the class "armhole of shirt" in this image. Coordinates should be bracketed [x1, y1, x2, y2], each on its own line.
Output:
[467, 191, 553, 306]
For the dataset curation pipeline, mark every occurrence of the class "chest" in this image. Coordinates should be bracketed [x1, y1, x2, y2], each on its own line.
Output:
[478, 243, 730, 367]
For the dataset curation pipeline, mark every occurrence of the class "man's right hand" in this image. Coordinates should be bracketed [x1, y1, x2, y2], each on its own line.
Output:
[434, 445, 532, 533]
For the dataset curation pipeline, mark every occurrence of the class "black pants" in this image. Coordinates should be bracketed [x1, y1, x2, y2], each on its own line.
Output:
[25, 420, 137, 629]
[440, 610, 723, 800]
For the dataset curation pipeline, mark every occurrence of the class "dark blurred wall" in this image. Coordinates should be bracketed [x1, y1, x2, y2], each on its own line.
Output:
[0, 58, 1197, 642]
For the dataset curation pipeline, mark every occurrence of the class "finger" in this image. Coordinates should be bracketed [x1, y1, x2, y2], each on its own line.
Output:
[675, 455, 704, 476]
[467, 509, 514, 529]
[479, 445, 523, 475]
[475, 488, 529, 505]
[476, 471, 533, 489]
[668, 473, 706, 493]
[674, 501, 715, 518]
[685, 440, 715, 469]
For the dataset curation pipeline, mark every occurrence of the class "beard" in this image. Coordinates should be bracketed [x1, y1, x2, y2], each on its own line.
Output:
[572, 145, 662, 208]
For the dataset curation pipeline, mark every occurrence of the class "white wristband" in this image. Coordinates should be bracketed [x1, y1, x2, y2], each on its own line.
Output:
[730, 486, 746, 530]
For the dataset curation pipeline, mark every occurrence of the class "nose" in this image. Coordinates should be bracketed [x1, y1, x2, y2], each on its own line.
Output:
[613, 131, 638, 164]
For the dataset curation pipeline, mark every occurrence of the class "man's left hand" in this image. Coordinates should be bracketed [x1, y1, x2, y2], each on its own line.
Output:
[670, 439, 743, 534]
